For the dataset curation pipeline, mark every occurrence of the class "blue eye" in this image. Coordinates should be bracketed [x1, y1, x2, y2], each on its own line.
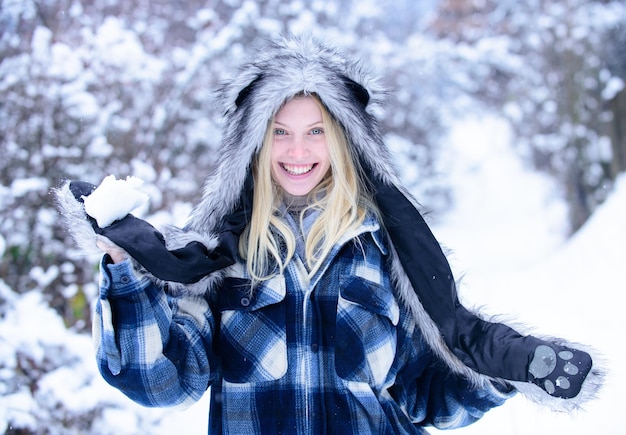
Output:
[274, 128, 286, 135]
[310, 127, 324, 135]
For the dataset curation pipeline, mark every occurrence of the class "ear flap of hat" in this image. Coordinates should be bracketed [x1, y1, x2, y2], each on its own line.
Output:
[341, 75, 370, 108]
[235, 74, 369, 110]
[235, 74, 264, 108]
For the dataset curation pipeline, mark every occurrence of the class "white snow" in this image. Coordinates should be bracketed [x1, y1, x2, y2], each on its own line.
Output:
[602, 76, 624, 101]
[3, 3, 625, 428]
[93, 17, 166, 81]
[10, 177, 49, 197]
[82, 175, 150, 227]
[428, 114, 623, 435]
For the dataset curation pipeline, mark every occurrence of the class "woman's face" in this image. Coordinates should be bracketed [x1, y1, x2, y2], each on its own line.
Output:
[270, 96, 331, 196]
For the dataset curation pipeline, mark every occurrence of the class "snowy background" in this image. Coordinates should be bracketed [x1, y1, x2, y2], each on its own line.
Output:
[1, 0, 625, 434]
[2, 111, 623, 434]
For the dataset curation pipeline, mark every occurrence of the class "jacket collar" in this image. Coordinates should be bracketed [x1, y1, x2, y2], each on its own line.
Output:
[336, 213, 388, 256]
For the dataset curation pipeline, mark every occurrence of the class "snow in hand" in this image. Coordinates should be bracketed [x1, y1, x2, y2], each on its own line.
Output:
[82, 175, 149, 227]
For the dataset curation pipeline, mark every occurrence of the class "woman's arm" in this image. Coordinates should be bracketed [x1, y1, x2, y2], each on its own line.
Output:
[393, 312, 516, 430]
[94, 255, 217, 408]
[416, 365, 515, 429]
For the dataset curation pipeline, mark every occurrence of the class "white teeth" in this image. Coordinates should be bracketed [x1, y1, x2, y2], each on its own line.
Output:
[283, 164, 314, 175]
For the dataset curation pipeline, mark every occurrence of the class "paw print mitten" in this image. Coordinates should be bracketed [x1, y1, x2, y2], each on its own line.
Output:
[528, 344, 593, 399]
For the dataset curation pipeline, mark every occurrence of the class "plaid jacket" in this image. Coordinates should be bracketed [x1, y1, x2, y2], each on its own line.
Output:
[94, 216, 514, 434]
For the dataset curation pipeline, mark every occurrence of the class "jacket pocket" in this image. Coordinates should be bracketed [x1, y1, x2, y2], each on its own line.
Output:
[217, 273, 288, 383]
[335, 275, 399, 388]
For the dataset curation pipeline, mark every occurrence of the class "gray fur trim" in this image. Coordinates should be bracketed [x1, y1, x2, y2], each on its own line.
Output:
[146, 268, 225, 297]
[53, 181, 221, 296]
[157, 225, 225, 296]
[385, 187, 494, 388]
[387, 238, 492, 387]
[53, 181, 103, 256]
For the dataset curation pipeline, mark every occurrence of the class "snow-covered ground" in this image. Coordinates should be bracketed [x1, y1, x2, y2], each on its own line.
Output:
[1, 113, 622, 434]
[431, 114, 623, 434]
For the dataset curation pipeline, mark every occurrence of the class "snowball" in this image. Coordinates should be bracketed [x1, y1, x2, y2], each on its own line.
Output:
[82, 175, 149, 228]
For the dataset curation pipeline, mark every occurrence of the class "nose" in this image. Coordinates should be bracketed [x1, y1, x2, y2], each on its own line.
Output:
[287, 136, 309, 158]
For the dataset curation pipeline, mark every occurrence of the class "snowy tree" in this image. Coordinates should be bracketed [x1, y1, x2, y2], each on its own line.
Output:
[503, 0, 626, 231]
[428, 0, 626, 231]
[603, 18, 626, 179]
[2, 0, 621, 432]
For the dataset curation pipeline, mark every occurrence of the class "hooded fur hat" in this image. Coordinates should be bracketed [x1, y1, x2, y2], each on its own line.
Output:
[55, 35, 604, 413]
[185, 36, 396, 236]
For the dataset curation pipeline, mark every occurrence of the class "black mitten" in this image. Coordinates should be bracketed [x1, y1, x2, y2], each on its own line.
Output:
[68, 180, 248, 284]
[528, 344, 593, 399]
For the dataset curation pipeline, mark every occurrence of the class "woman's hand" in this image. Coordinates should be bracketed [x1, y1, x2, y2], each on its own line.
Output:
[96, 235, 128, 264]
[67, 178, 241, 283]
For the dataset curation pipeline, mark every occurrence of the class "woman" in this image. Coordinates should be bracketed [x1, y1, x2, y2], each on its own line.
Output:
[56, 37, 602, 433]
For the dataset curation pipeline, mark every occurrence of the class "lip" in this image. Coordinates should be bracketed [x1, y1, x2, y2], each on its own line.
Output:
[280, 163, 317, 176]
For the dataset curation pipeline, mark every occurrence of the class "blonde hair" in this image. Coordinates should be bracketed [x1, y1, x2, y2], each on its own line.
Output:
[240, 94, 373, 285]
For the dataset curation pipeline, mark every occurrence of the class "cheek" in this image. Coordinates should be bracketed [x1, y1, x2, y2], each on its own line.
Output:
[270, 141, 285, 164]
[319, 146, 331, 171]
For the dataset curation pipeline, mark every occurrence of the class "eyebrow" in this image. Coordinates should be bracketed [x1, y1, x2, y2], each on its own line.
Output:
[274, 120, 323, 127]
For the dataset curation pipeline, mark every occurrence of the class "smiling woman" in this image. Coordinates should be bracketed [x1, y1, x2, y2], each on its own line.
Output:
[245, 93, 370, 282]
[54, 36, 603, 435]
[269, 96, 331, 196]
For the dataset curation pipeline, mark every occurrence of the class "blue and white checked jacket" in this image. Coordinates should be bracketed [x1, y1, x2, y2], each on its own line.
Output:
[94, 215, 514, 434]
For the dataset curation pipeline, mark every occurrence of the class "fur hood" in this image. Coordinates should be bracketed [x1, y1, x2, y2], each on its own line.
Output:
[55, 36, 604, 414]
[186, 36, 396, 236]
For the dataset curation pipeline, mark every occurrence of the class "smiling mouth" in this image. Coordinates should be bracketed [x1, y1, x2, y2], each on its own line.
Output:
[281, 163, 316, 175]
